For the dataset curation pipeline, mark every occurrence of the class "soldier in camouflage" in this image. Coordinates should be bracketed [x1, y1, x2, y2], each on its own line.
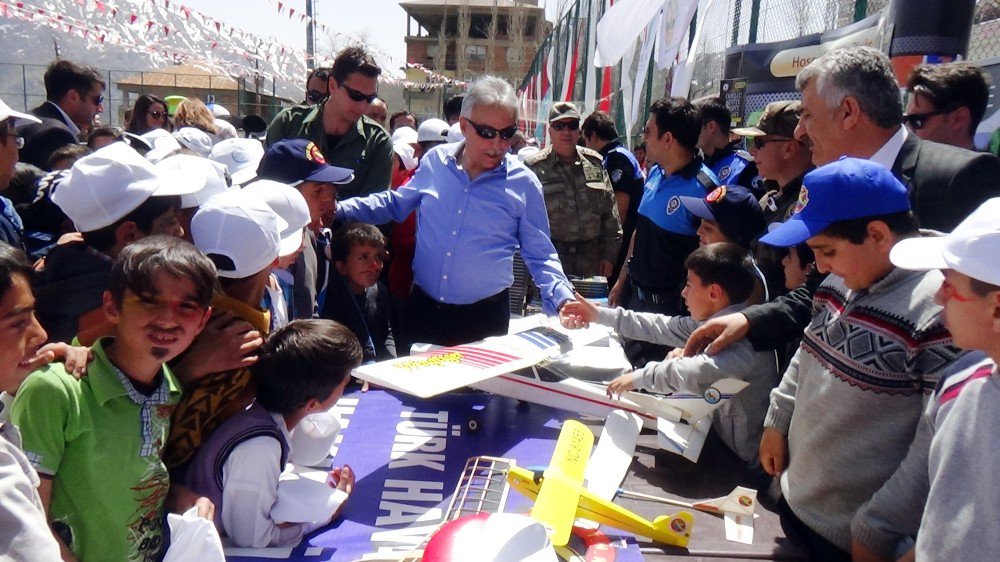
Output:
[525, 102, 622, 278]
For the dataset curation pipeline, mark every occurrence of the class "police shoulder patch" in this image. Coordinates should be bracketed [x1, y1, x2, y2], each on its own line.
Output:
[666, 195, 682, 215]
[718, 165, 732, 180]
[610, 168, 623, 183]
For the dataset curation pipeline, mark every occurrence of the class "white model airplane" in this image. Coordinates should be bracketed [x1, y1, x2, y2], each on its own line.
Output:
[352, 315, 749, 461]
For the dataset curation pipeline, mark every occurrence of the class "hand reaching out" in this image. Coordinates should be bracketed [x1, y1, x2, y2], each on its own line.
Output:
[559, 292, 599, 329]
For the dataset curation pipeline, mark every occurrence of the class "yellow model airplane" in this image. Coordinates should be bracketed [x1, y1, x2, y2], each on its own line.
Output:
[507, 419, 695, 548]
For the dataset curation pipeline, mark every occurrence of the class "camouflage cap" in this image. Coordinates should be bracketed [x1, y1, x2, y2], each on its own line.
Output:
[732, 100, 801, 138]
[548, 101, 581, 123]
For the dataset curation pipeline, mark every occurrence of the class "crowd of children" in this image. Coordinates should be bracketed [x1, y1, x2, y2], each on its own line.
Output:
[2, 44, 1000, 562]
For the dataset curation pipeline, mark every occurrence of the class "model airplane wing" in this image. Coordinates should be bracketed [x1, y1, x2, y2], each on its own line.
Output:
[352, 315, 610, 398]
[529, 419, 593, 546]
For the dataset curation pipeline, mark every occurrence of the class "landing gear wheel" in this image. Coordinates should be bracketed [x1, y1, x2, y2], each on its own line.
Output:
[467, 418, 480, 432]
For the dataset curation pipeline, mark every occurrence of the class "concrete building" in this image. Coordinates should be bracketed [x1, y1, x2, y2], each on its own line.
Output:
[401, 0, 548, 119]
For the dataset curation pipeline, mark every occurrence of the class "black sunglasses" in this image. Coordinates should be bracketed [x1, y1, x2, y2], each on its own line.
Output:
[337, 81, 378, 104]
[551, 120, 579, 132]
[306, 90, 327, 104]
[903, 108, 956, 131]
[751, 136, 793, 150]
[465, 118, 518, 141]
[148, 110, 167, 119]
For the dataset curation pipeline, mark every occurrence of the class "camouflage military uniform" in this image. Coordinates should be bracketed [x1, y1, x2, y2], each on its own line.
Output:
[526, 145, 622, 277]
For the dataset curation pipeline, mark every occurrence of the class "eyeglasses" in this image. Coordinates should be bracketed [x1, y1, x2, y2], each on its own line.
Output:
[903, 108, 956, 131]
[751, 136, 794, 150]
[2, 133, 25, 149]
[91, 94, 104, 106]
[337, 81, 378, 104]
[939, 279, 979, 303]
[148, 110, 167, 120]
[306, 90, 327, 104]
[124, 294, 207, 319]
[551, 120, 579, 132]
[465, 118, 518, 141]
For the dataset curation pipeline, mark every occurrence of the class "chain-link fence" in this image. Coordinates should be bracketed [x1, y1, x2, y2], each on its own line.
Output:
[0, 62, 286, 128]
[521, 0, 1000, 145]
[681, 0, 999, 104]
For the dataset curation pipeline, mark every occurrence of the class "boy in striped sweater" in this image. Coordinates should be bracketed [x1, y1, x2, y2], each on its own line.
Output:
[851, 197, 1000, 561]
[756, 158, 965, 560]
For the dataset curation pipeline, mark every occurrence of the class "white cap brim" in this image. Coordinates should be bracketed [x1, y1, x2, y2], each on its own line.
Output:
[1, 108, 41, 127]
[279, 227, 305, 257]
[889, 236, 949, 271]
[229, 167, 258, 186]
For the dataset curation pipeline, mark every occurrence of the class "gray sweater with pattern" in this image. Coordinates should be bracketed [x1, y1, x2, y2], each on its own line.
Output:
[764, 267, 965, 551]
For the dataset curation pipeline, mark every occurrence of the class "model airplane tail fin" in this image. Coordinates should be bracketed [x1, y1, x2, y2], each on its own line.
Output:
[530, 419, 593, 546]
[651, 512, 696, 547]
[691, 486, 757, 516]
[656, 415, 712, 462]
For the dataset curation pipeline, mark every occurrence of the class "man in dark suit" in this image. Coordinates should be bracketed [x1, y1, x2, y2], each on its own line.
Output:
[681, 47, 1000, 358]
[18, 60, 105, 170]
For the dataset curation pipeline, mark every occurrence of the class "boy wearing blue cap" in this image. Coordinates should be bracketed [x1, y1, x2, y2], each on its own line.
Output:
[679, 185, 773, 302]
[851, 198, 1000, 561]
[256, 139, 354, 320]
[756, 157, 966, 560]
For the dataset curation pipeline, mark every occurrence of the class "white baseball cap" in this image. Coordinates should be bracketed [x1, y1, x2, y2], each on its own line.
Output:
[0, 97, 41, 126]
[191, 190, 286, 279]
[391, 126, 418, 145]
[141, 128, 182, 163]
[417, 118, 450, 143]
[447, 121, 465, 143]
[242, 180, 311, 257]
[52, 143, 201, 232]
[210, 138, 264, 186]
[207, 103, 231, 118]
[155, 154, 231, 209]
[393, 142, 418, 171]
[173, 127, 214, 157]
[890, 197, 1000, 286]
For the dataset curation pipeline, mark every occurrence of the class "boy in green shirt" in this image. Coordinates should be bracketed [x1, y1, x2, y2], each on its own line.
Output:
[12, 235, 219, 561]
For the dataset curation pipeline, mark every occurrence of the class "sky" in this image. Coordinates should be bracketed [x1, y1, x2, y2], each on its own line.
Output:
[178, 0, 559, 74]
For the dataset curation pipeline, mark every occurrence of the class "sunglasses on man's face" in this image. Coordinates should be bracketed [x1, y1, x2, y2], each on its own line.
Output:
[338, 81, 378, 104]
[902, 107, 955, 131]
[751, 136, 793, 150]
[90, 94, 104, 106]
[465, 118, 518, 141]
[306, 90, 326, 104]
[551, 120, 579, 132]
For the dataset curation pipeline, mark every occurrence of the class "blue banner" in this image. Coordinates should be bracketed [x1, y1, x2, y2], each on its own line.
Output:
[228, 389, 645, 561]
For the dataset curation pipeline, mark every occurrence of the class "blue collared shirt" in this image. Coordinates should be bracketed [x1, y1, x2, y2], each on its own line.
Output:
[338, 142, 574, 314]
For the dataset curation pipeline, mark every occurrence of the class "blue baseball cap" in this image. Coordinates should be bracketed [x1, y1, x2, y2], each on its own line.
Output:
[679, 185, 766, 248]
[759, 157, 910, 247]
[256, 139, 355, 185]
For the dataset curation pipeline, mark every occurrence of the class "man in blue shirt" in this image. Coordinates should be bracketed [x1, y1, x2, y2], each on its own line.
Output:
[337, 76, 574, 348]
[609, 97, 719, 364]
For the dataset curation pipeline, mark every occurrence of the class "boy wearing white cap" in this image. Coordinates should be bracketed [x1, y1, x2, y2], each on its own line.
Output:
[164, 190, 285, 472]
[243, 180, 312, 330]
[852, 198, 1000, 562]
[34, 142, 201, 344]
[1, 97, 42, 250]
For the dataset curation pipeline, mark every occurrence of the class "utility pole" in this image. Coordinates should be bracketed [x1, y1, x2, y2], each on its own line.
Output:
[306, 0, 316, 69]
